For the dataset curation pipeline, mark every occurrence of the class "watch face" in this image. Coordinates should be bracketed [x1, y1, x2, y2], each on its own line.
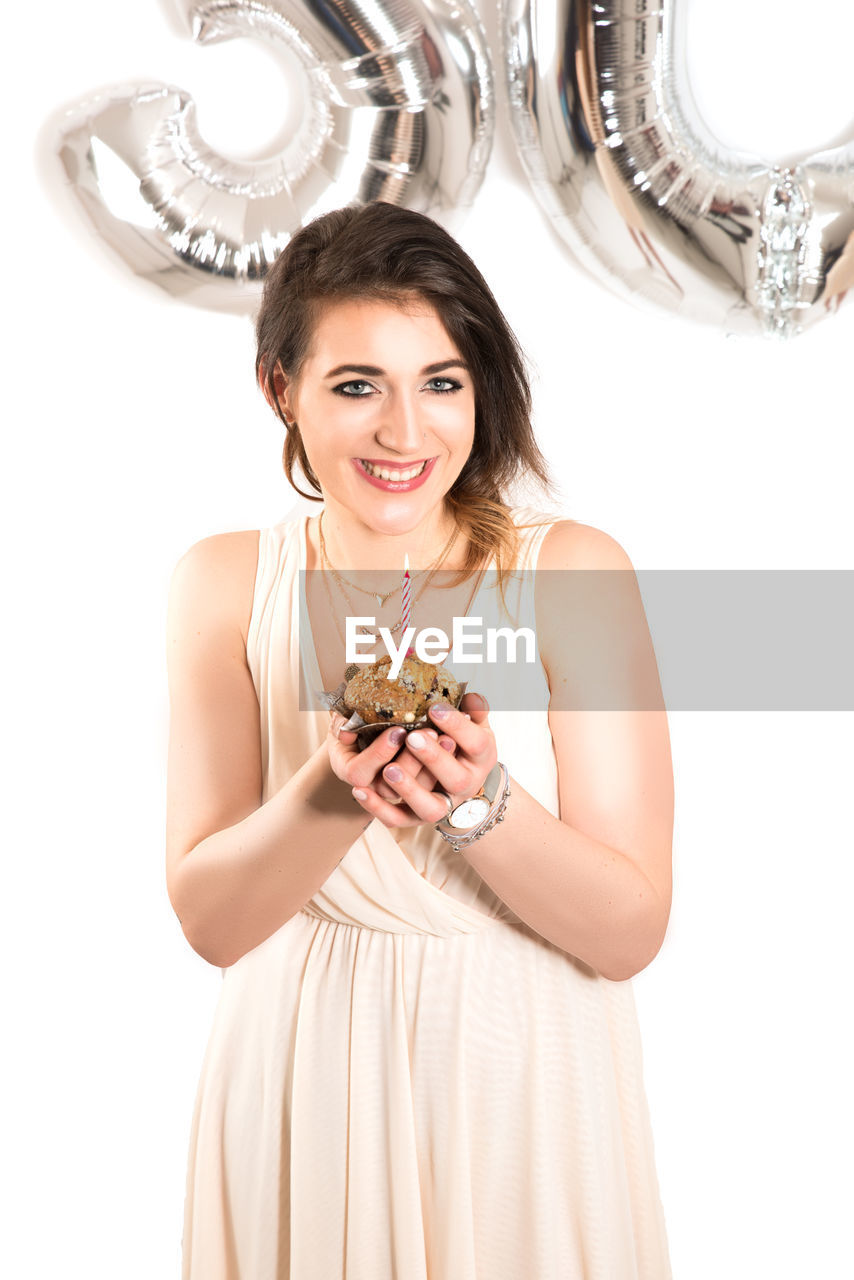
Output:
[449, 797, 490, 830]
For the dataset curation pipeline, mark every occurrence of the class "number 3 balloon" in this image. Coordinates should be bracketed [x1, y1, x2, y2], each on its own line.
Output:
[56, 0, 493, 311]
[504, 0, 854, 336]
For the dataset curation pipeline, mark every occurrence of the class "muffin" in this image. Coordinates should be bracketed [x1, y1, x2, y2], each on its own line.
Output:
[343, 654, 461, 725]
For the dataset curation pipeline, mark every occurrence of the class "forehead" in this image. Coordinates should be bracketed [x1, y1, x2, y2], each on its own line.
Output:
[304, 296, 460, 366]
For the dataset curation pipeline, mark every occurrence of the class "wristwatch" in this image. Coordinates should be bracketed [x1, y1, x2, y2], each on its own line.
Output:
[435, 762, 511, 853]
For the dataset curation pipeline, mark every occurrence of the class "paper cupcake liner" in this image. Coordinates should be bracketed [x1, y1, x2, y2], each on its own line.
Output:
[316, 668, 468, 751]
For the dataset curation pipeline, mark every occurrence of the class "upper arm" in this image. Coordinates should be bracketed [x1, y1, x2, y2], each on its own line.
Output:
[536, 521, 674, 911]
[165, 530, 262, 915]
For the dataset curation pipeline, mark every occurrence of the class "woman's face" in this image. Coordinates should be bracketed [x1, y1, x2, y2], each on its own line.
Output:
[279, 296, 476, 534]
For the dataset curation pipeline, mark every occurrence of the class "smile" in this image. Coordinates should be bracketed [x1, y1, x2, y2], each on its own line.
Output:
[352, 457, 435, 491]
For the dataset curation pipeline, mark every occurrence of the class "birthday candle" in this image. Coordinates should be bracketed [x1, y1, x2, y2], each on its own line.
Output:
[400, 553, 412, 638]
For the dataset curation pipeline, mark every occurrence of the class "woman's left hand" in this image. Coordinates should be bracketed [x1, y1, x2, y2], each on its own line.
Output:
[350, 692, 496, 828]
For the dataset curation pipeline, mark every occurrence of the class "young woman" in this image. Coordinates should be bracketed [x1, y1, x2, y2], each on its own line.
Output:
[166, 203, 674, 1279]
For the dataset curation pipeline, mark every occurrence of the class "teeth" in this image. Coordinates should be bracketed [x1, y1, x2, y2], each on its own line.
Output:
[361, 460, 427, 482]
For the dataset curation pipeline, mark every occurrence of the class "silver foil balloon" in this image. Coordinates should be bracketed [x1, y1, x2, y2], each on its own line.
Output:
[56, 0, 493, 311]
[505, 0, 854, 336]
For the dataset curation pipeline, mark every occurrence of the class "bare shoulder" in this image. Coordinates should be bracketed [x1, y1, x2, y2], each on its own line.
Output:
[168, 530, 261, 647]
[535, 521, 649, 694]
[537, 519, 636, 573]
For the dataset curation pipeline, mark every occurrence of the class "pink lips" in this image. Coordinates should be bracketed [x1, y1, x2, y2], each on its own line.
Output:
[352, 457, 436, 492]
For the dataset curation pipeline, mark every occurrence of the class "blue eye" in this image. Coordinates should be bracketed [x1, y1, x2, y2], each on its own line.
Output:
[426, 377, 461, 393]
[333, 380, 374, 397]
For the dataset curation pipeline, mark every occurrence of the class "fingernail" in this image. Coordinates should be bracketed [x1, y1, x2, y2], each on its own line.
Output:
[439, 737, 454, 752]
[388, 727, 406, 745]
[430, 703, 451, 721]
[384, 765, 403, 781]
[407, 732, 427, 750]
[353, 788, 367, 801]
[470, 694, 487, 714]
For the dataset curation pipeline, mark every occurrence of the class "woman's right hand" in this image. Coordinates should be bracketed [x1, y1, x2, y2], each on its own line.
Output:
[327, 714, 455, 810]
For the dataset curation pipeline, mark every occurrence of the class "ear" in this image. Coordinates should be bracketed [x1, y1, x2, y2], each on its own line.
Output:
[258, 358, 296, 422]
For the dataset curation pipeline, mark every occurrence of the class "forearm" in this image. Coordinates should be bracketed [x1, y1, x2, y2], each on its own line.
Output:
[172, 743, 371, 968]
[460, 777, 670, 980]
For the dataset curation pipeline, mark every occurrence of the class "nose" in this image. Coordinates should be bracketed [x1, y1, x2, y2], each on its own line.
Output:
[374, 388, 424, 457]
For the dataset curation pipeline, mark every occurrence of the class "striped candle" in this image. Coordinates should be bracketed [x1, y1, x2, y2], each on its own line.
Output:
[400, 553, 412, 635]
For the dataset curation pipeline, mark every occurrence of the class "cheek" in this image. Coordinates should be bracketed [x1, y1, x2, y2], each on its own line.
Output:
[301, 395, 355, 445]
[455, 400, 476, 450]
[302, 417, 364, 477]
[432, 391, 475, 437]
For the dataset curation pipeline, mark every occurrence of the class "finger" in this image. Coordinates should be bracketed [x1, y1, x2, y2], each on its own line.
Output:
[425, 699, 493, 763]
[399, 730, 474, 797]
[330, 711, 345, 734]
[348, 724, 440, 791]
[394, 732, 455, 791]
[327, 719, 361, 776]
[373, 777, 406, 804]
[374, 729, 440, 802]
[327, 712, 360, 756]
[351, 783, 420, 827]
[348, 725, 409, 788]
[380, 760, 458, 825]
[376, 791, 404, 805]
[459, 691, 489, 722]
[415, 734, 456, 779]
[397, 729, 440, 774]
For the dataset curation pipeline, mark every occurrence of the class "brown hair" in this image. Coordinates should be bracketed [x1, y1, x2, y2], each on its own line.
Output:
[255, 203, 557, 587]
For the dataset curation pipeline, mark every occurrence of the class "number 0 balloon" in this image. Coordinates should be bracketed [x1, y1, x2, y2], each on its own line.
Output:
[56, 0, 493, 311]
[504, 0, 854, 336]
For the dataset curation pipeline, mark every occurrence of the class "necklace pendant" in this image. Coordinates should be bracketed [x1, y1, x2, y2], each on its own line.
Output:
[375, 593, 385, 607]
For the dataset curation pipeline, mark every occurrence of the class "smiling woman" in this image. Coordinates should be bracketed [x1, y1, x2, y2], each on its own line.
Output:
[166, 202, 674, 1279]
[254, 202, 553, 583]
[261, 296, 476, 562]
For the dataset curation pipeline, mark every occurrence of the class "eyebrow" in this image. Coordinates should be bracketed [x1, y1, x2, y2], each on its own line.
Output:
[323, 359, 469, 378]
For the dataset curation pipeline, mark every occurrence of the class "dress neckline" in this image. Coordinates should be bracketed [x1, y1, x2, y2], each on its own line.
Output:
[297, 512, 496, 699]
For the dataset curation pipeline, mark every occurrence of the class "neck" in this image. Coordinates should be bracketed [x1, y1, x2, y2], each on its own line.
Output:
[316, 500, 464, 572]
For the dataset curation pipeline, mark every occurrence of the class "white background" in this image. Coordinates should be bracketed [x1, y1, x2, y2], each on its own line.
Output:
[5, 1, 854, 1275]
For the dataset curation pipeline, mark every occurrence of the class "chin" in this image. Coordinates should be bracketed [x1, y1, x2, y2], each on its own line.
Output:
[360, 505, 430, 532]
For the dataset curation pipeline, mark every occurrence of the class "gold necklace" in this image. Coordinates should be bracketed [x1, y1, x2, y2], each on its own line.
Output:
[315, 514, 468, 656]
[318, 510, 459, 608]
[319, 539, 449, 643]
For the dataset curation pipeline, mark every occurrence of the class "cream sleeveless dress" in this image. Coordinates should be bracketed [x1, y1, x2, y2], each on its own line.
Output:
[180, 506, 671, 1280]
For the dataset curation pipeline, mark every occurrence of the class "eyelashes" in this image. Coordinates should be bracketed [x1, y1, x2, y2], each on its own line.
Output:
[331, 377, 463, 397]
[426, 378, 463, 394]
[332, 380, 373, 397]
